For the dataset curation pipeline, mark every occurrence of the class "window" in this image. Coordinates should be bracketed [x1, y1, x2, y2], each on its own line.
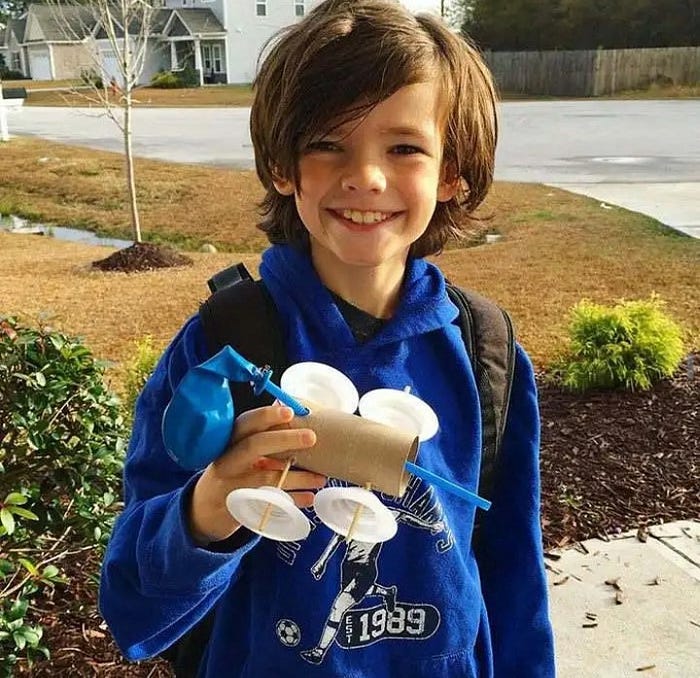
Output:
[212, 44, 222, 73]
[202, 44, 212, 72]
[256, 1, 267, 16]
[295, 1, 305, 17]
[202, 44, 223, 73]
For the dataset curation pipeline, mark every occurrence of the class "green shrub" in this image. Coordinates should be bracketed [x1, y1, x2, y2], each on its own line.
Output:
[551, 296, 685, 391]
[79, 68, 103, 90]
[180, 64, 200, 88]
[150, 71, 182, 89]
[0, 316, 128, 674]
[122, 335, 161, 421]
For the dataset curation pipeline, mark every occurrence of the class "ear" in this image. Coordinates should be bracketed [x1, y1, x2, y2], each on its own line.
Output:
[272, 176, 295, 196]
[271, 167, 295, 196]
[437, 166, 460, 203]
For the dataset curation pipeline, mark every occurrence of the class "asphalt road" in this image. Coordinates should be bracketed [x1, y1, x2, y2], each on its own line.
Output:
[6, 100, 700, 236]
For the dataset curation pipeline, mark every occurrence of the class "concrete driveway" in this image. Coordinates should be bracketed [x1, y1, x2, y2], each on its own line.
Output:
[7, 100, 700, 237]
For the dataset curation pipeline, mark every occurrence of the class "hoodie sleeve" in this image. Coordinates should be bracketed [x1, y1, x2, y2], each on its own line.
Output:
[475, 344, 555, 677]
[99, 316, 260, 661]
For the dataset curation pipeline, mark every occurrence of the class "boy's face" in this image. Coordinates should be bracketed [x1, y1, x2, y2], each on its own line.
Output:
[273, 81, 457, 280]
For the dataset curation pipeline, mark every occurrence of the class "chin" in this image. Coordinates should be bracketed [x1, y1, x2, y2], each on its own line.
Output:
[334, 250, 387, 268]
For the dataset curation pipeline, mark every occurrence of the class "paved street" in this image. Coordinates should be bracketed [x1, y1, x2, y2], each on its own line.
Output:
[6, 100, 700, 236]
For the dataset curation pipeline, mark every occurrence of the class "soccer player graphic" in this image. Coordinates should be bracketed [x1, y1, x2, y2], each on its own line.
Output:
[300, 508, 445, 665]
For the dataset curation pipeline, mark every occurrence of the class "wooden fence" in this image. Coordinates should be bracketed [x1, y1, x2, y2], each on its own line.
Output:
[484, 46, 700, 96]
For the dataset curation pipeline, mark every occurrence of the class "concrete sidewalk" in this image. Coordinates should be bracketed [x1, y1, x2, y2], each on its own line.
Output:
[547, 520, 700, 677]
[547, 183, 700, 240]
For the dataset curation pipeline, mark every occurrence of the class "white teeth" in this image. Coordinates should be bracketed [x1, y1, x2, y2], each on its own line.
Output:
[341, 209, 390, 224]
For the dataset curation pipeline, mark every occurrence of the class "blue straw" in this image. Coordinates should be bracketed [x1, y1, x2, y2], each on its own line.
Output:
[263, 380, 310, 416]
[405, 461, 491, 510]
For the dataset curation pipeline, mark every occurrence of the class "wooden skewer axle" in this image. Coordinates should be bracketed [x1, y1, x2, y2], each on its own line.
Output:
[345, 482, 372, 543]
[257, 457, 294, 531]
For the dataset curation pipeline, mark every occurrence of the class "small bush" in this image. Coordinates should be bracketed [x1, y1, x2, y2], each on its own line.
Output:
[550, 296, 685, 391]
[0, 316, 128, 674]
[122, 335, 161, 421]
[180, 64, 200, 88]
[79, 68, 103, 90]
[0, 68, 26, 80]
[150, 71, 182, 89]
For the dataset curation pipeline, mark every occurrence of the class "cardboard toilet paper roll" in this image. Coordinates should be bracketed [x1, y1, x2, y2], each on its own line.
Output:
[272, 405, 419, 498]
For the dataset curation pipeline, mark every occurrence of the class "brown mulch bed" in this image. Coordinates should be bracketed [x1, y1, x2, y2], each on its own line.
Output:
[92, 243, 193, 273]
[19, 357, 699, 676]
[539, 354, 699, 550]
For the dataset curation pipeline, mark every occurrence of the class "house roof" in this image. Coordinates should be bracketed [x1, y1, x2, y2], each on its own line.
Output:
[12, 5, 224, 46]
[2, 17, 27, 45]
[151, 9, 172, 35]
[174, 9, 225, 36]
[94, 7, 170, 39]
[26, 4, 96, 42]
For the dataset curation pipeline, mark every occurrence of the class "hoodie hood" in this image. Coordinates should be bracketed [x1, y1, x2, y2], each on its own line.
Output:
[259, 244, 458, 364]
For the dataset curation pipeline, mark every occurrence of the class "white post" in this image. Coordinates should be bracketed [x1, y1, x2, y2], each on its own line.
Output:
[194, 38, 203, 86]
[170, 41, 177, 70]
[48, 43, 57, 80]
[0, 82, 8, 143]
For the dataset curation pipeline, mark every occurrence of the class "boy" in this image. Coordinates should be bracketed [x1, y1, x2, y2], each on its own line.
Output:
[100, 1, 555, 676]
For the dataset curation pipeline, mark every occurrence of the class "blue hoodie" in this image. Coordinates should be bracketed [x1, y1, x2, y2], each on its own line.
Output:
[100, 245, 555, 677]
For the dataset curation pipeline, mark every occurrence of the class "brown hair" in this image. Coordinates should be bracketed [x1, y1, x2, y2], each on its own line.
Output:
[250, 0, 498, 257]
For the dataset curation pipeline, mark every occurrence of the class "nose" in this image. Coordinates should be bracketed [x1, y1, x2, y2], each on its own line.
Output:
[340, 157, 387, 194]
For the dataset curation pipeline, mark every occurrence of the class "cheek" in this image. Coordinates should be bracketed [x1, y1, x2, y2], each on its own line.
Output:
[297, 157, 331, 191]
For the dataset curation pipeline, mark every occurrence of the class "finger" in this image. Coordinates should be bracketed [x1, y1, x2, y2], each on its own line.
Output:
[280, 470, 327, 491]
[252, 457, 289, 471]
[231, 405, 295, 444]
[242, 469, 326, 491]
[216, 429, 317, 475]
[287, 491, 317, 509]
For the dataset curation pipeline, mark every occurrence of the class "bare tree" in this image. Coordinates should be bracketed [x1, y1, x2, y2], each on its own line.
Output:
[441, 0, 470, 30]
[47, 0, 157, 243]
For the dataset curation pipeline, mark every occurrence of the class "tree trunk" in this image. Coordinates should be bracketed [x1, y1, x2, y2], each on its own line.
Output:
[123, 90, 141, 243]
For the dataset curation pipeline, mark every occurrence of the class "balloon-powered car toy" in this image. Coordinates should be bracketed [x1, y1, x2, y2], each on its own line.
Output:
[162, 345, 491, 544]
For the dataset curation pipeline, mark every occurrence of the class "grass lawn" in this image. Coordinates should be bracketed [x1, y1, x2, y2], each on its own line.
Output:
[9, 80, 697, 107]
[2, 137, 699, 387]
[2, 78, 82, 90]
[19, 83, 256, 107]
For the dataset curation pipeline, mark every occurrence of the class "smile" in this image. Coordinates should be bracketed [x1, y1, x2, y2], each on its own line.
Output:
[329, 209, 400, 231]
[340, 209, 393, 224]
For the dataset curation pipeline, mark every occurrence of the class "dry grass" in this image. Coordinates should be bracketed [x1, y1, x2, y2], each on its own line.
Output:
[2, 138, 698, 387]
[0, 137, 266, 251]
[23, 84, 254, 107]
[612, 83, 700, 99]
[0, 232, 261, 390]
[2, 78, 81, 90]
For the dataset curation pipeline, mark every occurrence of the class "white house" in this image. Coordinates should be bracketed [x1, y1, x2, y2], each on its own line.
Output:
[2, 1, 323, 85]
[161, 0, 323, 84]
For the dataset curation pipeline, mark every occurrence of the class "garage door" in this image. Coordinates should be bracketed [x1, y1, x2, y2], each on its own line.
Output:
[101, 51, 123, 87]
[29, 49, 51, 81]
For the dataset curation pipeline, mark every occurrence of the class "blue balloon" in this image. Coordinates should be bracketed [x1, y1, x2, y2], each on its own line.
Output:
[162, 367, 235, 470]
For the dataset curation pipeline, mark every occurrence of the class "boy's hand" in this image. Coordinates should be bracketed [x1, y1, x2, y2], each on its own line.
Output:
[188, 405, 323, 545]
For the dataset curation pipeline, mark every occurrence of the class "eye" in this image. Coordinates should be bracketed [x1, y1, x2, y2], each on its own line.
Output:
[306, 140, 341, 153]
[391, 144, 424, 155]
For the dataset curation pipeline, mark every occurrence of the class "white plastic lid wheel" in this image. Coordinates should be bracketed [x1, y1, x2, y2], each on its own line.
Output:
[225, 486, 311, 542]
[281, 362, 359, 413]
[359, 388, 439, 442]
[314, 486, 398, 543]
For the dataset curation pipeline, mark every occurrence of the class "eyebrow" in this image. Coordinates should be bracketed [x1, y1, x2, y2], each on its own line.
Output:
[381, 126, 433, 141]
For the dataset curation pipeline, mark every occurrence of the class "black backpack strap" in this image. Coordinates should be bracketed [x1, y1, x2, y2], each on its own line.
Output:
[161, 263, 289, 677]
[200, 264, 287, 409]
[446, 284, 516, 507]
